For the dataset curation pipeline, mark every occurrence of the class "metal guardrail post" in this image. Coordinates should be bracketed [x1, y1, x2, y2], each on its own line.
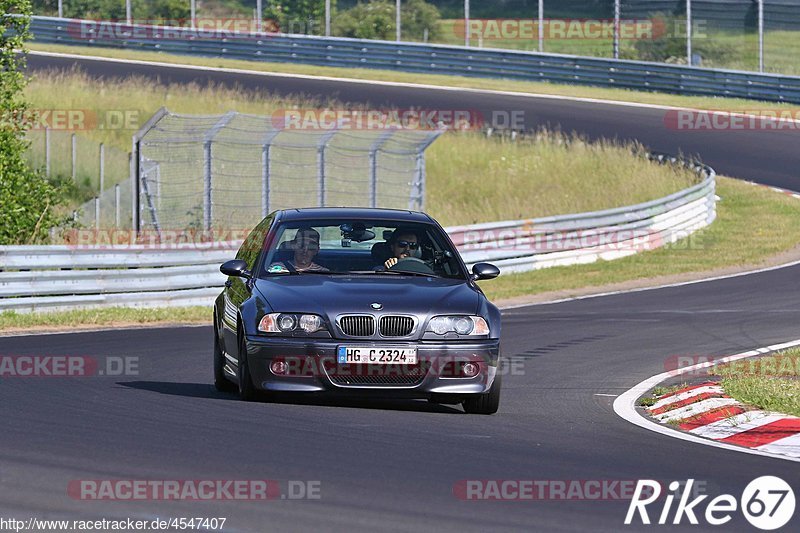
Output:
[94, 197, 100, 230]
[126, 0, 131, 25]
[57, 0, 62, 18]
[260, 130, 281, 217]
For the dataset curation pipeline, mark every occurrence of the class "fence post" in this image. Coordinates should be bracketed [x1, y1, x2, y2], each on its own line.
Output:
[396, 0, 401, 42]
[44, 127, 50, 177]
[538, 0, 544, 52]
[613, 0, 620, 60]
[758, 0, 764, 72]
[368, 130, 395, 208]
[126, 0, 131, 25]
[325, 0, 331, 36]
[256, 0, 262, 32]
[58, 0, 62, 18]
[99, 142, 105, 193]
[115, 184, 120, 229]
[203, 112, 236, 232]
[94, 197, 100, 231]
[261, 144, 271, 217]
[317, 127, 339, 207]
[71, 133, 77, 182]
[686, 0, 693, 66]
[191, 0, 196, 29]
[464, 0, 469, 47]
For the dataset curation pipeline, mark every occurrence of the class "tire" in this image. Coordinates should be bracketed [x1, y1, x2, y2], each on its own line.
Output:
[213, 325, 236, 393]
[462, 371, 501, 415]
[237, 334, 258, 401]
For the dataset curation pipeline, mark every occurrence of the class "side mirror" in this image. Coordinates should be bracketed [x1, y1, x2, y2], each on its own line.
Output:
[220, 259, 251, 279]
[471, 262, 500, 281]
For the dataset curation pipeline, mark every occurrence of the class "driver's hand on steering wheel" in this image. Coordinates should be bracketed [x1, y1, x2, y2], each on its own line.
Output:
[384, 257, 399, 269]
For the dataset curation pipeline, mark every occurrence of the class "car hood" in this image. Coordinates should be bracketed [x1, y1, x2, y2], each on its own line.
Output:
[253, 275, 481, 319]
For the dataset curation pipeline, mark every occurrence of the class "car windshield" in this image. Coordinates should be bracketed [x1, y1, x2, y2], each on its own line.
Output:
[257, 218, 465, 279]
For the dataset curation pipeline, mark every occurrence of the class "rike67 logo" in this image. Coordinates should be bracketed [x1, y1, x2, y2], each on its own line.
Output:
[625, 477, 795, 530]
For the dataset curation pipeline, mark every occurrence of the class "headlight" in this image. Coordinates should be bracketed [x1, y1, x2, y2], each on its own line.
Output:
[259, 313, 325, 334]
[427, 316, 489, 336]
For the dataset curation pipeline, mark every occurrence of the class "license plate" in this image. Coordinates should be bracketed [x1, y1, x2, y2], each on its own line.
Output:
[337, 346, 418, 365]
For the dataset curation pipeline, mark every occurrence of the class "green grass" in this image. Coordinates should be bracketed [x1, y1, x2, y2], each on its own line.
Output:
[24, 70, 698, 227]
[0, 306, 210, 332]
[478, 177, 800, 301]
[27, 42, 799, 114]
[638, 383, 687, 407]
[711, 349, 800, 417]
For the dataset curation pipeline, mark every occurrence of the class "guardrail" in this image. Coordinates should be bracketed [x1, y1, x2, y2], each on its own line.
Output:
[0, 156, 714, 312]
[29, 16, 800, 104]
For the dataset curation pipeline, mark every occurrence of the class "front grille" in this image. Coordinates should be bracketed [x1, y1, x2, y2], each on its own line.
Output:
[339, 315, 375, 337]
[324, 360, 430, 386]
[379, 315, 415, 337]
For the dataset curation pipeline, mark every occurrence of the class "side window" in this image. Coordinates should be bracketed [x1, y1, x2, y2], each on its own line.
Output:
[236, 216, 273, 271]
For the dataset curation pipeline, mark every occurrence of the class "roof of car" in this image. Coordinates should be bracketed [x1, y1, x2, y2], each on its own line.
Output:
[275, 207, 434, 223]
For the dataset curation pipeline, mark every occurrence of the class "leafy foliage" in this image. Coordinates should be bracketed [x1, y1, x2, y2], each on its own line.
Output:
[333, 0, 440, 41]
[0, 0, 70, 244]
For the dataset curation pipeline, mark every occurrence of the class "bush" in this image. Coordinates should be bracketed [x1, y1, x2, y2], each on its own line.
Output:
[626, 13, 738, 66]
[333, 0, 440, 41]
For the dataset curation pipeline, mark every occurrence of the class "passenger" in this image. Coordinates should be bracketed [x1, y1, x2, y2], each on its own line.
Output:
[269, 227, 328, 273]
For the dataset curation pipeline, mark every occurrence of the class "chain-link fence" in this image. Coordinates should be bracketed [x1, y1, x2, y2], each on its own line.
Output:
[133, 110, 442, 235]
[25, 128, 131, 229]
[32, 1, 800, 75]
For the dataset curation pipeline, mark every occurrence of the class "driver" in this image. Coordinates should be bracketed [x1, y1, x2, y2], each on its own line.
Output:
[384, 229, 420, 269]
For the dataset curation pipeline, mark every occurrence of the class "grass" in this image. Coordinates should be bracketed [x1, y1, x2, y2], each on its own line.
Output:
[477, 177, 800, 301]
[711, 349, 800, 417]
[0, 306, 210, 332]
[638, 383, 687, 407]
[27, 42, 800, 114]
[24, 70, 698, 227]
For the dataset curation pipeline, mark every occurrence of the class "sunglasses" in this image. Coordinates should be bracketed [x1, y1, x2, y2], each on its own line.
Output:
[395, 240, 419, 250]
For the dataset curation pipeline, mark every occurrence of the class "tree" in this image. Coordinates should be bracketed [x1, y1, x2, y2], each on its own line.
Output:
[333, 0, 441, 41]
[263, 0, 335, 35]
[0, 0, 69, 244]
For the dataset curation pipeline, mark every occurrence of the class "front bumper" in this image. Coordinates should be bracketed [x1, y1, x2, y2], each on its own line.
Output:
[243, 335, 500, 399]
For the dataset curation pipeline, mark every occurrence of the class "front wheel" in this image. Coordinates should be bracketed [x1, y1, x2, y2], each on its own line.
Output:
[462, 371, 501, 415]
[238, 335, 258, 401]
[213, 326, 236, 392]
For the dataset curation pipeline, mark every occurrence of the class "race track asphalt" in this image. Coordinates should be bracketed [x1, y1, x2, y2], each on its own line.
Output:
[1, 53, 798, 531]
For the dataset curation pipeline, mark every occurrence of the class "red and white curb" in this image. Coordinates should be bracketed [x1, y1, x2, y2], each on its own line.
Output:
[614, 338, 800, 463]
[645, 381, 800, 458]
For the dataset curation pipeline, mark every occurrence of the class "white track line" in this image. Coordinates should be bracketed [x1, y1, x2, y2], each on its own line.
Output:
[613, 338, 800, 463]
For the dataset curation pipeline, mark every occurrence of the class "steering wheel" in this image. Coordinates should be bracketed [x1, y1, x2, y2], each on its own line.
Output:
[388, 257, 435, 275]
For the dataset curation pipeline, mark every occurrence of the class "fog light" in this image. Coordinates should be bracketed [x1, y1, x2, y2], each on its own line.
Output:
[461, 362, 479, 377]
[270, 360, 287, 375]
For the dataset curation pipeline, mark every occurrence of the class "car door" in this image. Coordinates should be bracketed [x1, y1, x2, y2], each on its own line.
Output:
[221, 215, 274, 358]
